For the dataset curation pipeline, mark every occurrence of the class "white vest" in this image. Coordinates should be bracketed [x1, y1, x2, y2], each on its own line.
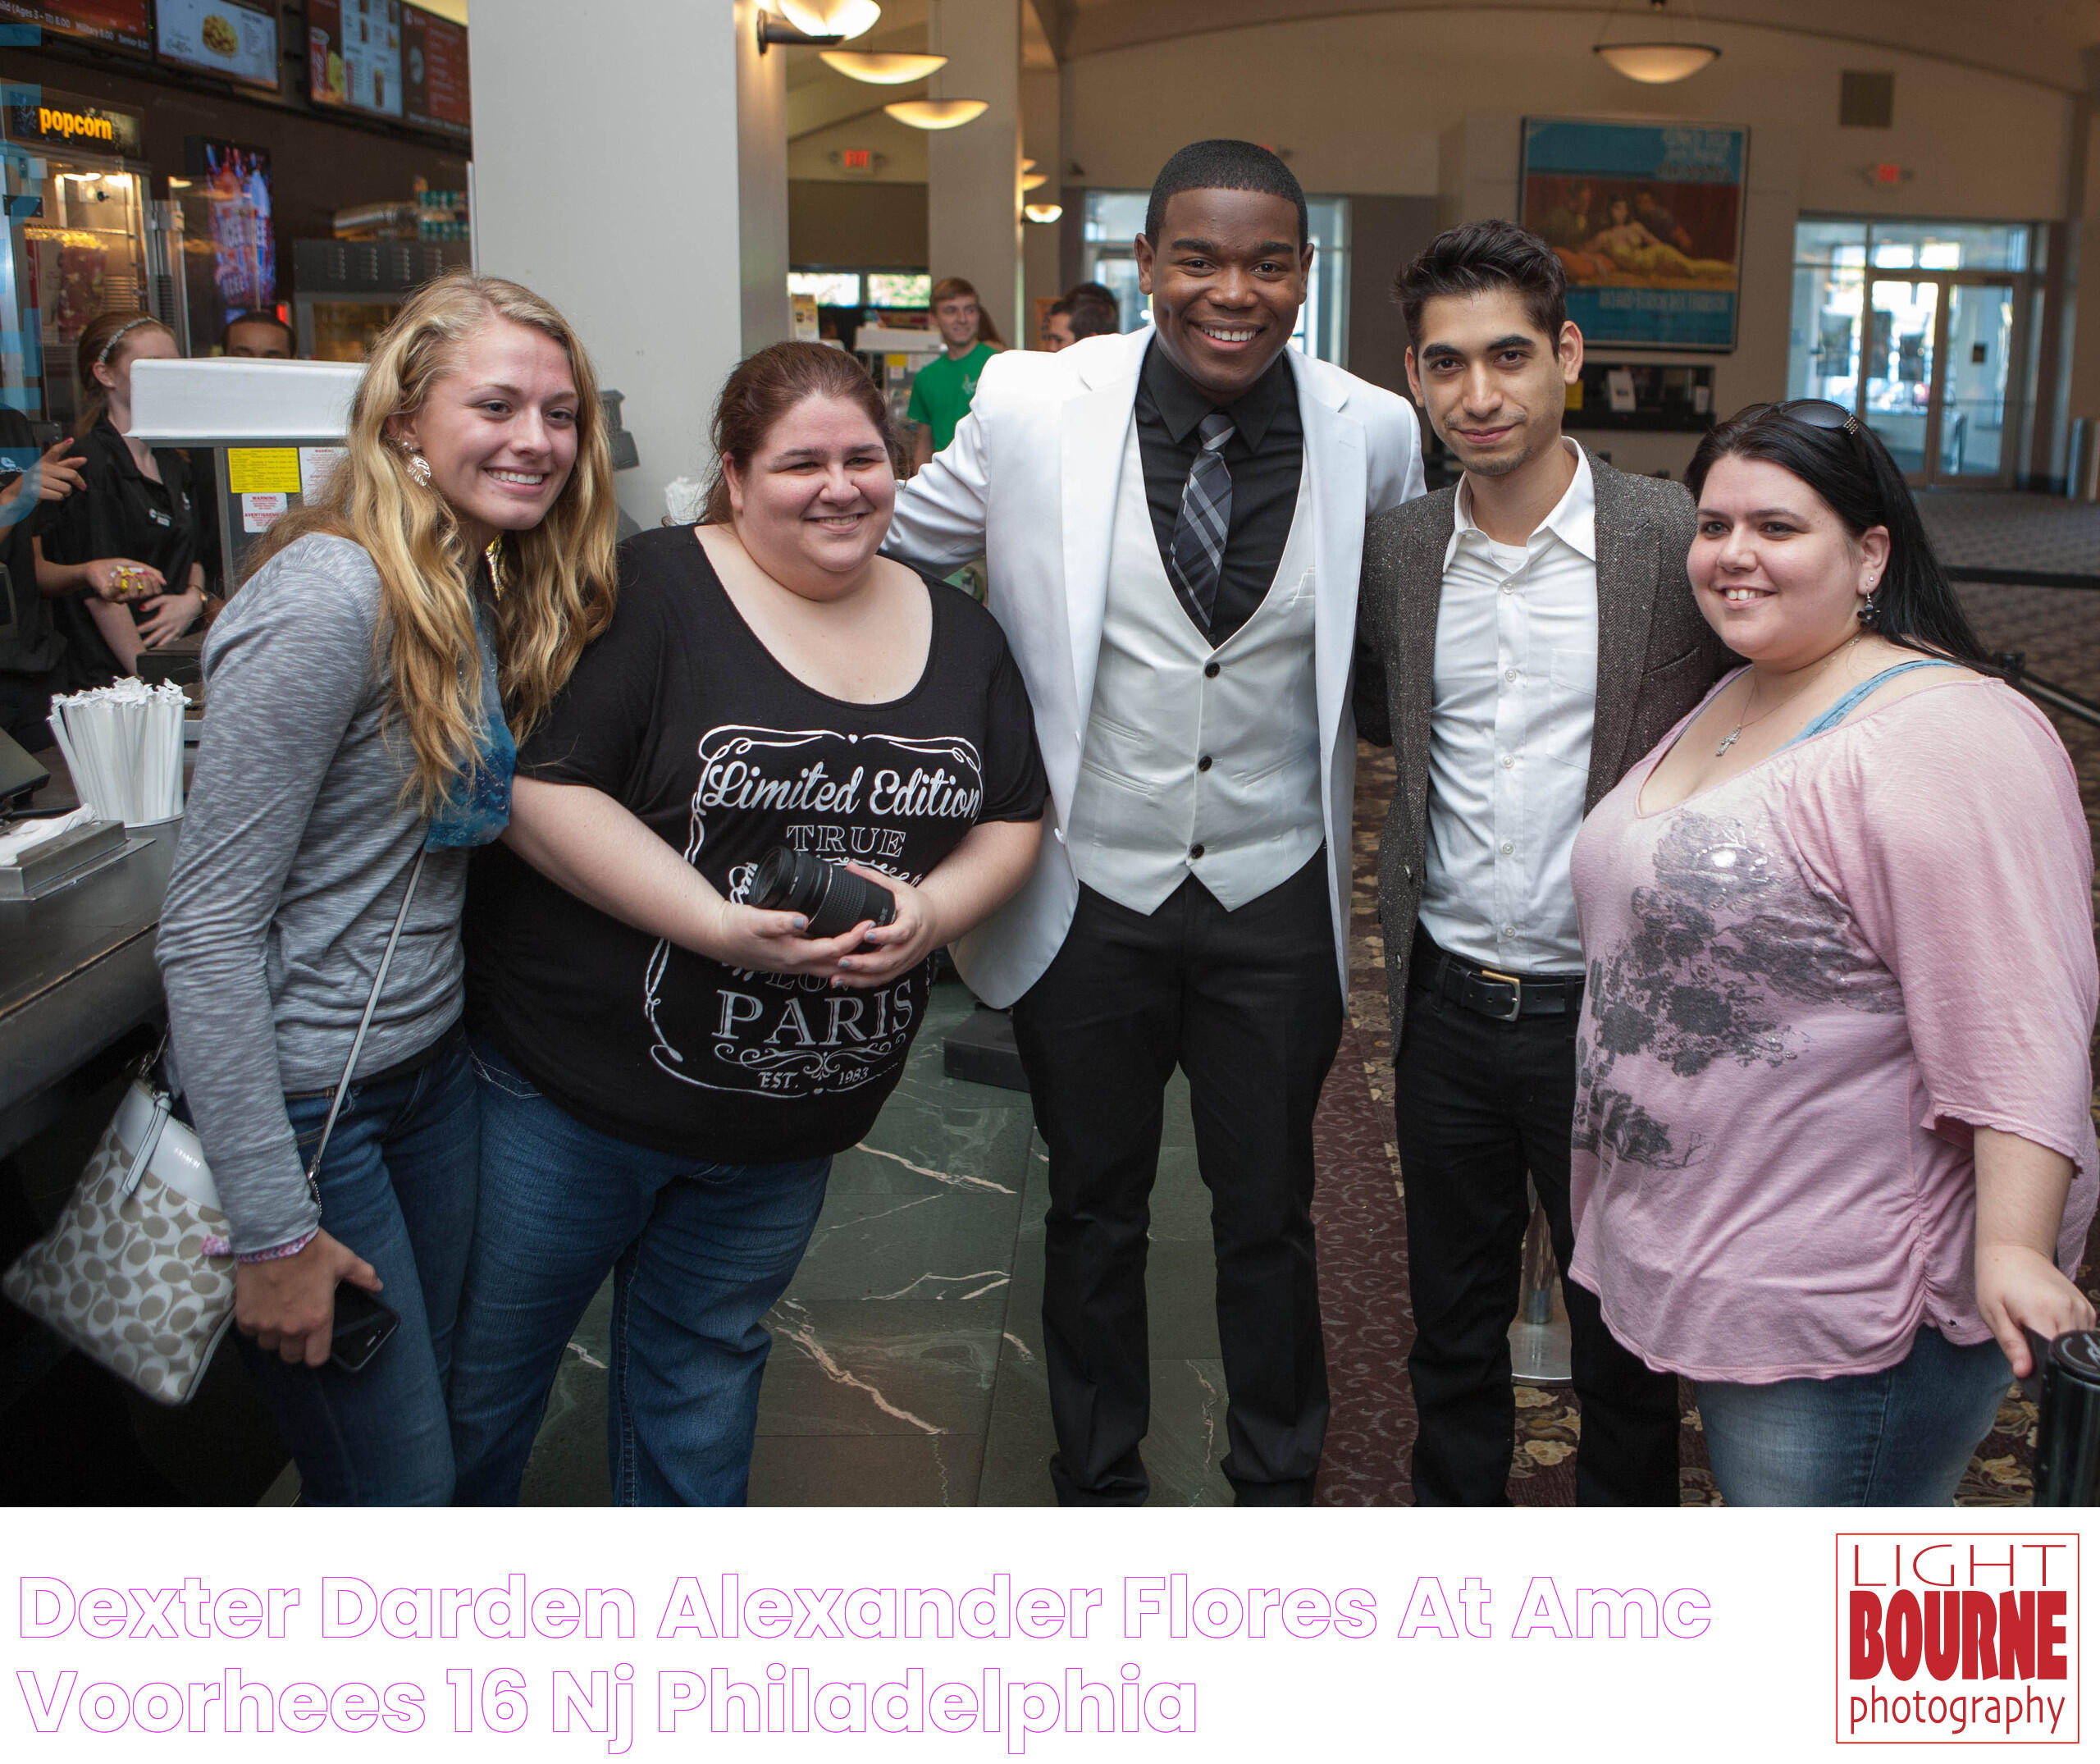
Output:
[1065, 421, 1326, 914]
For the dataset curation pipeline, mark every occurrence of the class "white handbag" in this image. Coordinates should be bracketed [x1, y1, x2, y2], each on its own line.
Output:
[2, 1081, 235, 1404]
[2, 848, 429, 1405]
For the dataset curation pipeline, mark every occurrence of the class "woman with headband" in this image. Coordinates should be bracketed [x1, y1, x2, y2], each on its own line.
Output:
[35, 311, 208, 679]
[1567, 400, 2098, 1505]
[157, 273, 620, 1504]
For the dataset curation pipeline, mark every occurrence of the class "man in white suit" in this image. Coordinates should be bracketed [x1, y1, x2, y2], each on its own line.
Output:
[888, 141, 1424, 1505]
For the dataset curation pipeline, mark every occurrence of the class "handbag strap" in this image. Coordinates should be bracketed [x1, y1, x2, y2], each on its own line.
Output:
[303, 843, 431, 1203]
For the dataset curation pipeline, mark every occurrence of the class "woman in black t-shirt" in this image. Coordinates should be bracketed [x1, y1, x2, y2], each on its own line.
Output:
[454, 341, 1046, 1506]
[36, 313, 208, 680]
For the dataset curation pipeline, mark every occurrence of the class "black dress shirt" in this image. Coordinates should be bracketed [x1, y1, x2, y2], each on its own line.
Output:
[42, 415, 205, 681]
[1134, 340, 1303, 646]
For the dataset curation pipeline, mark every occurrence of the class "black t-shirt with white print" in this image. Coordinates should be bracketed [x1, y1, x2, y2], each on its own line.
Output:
[465, 524, 1047, 1162]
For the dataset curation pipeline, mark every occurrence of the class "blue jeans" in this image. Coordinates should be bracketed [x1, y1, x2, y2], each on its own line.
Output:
[1695, 1327, 2012, 1506]
[449, 1038, 833, 1506]
[236, 1034, 478, 1506]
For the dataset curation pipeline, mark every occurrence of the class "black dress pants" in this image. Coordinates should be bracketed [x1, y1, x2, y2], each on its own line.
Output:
[1009, 852, 1341, 1506]
[1394, 965, 1681, 1506]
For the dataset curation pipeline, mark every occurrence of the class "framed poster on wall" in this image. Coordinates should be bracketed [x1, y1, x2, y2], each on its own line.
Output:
[1519, 117, 1747, 350]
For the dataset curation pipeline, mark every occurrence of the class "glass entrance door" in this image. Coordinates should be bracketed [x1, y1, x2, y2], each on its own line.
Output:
[1790, 222, 2034, 489]
[1936, 282, 2016, 480]
[1863, 278, 1936, 477]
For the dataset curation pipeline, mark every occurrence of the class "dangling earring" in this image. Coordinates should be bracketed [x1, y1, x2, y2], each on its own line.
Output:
[1857, 583, 1879, 625]
[398, 437, 431, 487]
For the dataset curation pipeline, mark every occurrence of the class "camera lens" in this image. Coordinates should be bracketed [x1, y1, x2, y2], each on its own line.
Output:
[750, 846, 897, 939]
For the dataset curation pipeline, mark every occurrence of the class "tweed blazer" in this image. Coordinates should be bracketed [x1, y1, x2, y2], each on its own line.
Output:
[1354, 446, 1732, 1041]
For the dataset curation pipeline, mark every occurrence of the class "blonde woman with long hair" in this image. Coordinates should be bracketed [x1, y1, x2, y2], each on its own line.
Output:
[157, 272, 618, 1505]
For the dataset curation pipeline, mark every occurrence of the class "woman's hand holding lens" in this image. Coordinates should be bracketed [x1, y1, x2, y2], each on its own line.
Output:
[705, 895, 874, 978]
[829, 863, 940, 988]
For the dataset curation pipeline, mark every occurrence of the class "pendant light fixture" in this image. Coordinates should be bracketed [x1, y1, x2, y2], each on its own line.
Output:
[822, 52, 947, 85]
[884, 1, 988, 130]
[1594, 0, 1720, 85]
[885, 99, 989, 129]
[781, 0, 881, 39]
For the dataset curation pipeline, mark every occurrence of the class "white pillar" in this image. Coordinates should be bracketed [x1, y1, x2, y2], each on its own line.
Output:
[470, 0, 788, 526]
[926, 0, 1022, 345]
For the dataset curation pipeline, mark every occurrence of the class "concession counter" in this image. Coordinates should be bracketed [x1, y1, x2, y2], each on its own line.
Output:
[0, 359, 361, 1160]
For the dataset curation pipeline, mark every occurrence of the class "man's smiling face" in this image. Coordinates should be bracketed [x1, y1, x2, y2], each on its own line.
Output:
[1135, 186, 1311, 403]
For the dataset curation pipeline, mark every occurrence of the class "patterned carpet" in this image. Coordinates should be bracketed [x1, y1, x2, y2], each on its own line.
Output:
[1311, 575, 2100, 1506]
[1917, 491, 2100, 584]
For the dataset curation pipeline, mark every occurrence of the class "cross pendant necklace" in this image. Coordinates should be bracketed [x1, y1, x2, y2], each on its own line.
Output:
[1714, 633, 1863, 757]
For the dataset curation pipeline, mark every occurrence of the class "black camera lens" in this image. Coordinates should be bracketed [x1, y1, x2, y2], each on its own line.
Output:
[750, 846, 897, 940]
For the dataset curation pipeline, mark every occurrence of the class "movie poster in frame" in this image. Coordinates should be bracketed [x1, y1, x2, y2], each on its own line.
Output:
[1520, 117, 1748, 350]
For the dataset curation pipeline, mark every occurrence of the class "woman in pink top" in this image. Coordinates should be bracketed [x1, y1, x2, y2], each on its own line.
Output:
[1568, 400, 2098, 1505]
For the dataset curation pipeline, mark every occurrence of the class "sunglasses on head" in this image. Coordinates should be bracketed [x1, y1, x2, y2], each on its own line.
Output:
[1774, 397, 1863, 437]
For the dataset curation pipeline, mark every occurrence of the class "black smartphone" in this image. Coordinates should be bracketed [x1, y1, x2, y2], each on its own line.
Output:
[330, 1282, 399, 1373]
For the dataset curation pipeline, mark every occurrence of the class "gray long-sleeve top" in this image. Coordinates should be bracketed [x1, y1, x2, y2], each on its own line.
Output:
[157, 534, 470, 1255]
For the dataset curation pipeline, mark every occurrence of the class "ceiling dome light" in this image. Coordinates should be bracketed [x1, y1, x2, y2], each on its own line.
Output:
[821, 50, 946, 84]
[884, 99, 988, 130]
[1594, 0, 1719, 85]
[1020, 158, 1037, 173]
[780, 0, 881, 39]
[1594, 42, 1719, 82]
[1020, 172, 1047, 191]
[1025, 204, 1063, 226]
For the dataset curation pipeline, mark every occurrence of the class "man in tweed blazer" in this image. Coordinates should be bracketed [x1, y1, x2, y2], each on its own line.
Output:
[1356, 221, 1731, 1505]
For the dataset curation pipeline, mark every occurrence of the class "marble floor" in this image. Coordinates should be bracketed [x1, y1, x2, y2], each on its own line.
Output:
[517, 980, 1235, 1507]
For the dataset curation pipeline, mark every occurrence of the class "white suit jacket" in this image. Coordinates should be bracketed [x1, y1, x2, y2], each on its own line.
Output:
[886, 325, 1427, 1008]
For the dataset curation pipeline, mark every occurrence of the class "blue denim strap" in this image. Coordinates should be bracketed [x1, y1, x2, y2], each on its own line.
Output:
[1783, 660, 1960, 749]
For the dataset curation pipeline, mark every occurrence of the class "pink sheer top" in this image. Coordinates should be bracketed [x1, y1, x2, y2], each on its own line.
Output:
[1568, 673, 2098, 1384]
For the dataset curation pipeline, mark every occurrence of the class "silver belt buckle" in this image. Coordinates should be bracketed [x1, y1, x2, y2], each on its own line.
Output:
[1477, 966, 1523, 1022]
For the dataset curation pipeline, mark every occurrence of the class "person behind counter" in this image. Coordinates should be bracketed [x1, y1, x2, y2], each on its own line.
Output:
[34, 312, 209, 679]
[1567, 400, 2099, 1505]
[223, 310, 298, 359]
[155, 272, 621, 1506]
[450, 340, 1047, 1506]
[0, 412, 87, 750]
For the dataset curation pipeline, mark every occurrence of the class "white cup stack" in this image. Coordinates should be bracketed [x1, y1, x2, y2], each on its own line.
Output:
[48, 678, 189, 827]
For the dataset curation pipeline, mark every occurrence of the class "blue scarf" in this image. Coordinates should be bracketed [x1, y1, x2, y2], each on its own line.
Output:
[425, 598, 515, 849]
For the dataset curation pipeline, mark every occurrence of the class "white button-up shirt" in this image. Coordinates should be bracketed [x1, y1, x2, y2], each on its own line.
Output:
[1417, 440, 1598, 973]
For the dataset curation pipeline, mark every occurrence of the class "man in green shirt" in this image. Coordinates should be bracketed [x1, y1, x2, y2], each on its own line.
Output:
[908, 276, 999, 469]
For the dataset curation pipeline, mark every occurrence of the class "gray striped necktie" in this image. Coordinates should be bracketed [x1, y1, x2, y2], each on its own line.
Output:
[1167, 411, 1235, 635]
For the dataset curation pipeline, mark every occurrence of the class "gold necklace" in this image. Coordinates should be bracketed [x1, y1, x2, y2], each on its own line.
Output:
[1714, 633, 1862, 756]
[484, 537, 505, 601]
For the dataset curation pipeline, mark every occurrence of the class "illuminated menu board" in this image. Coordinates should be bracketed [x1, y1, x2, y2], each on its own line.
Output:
[403, 6, 470, 137]
[158, 0, 281, 91]
[0, 2, 151, 56]
[308, 0, 404, 121]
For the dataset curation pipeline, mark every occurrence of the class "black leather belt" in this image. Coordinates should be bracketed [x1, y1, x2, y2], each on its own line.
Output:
[1410, 930, 1585, 1022]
